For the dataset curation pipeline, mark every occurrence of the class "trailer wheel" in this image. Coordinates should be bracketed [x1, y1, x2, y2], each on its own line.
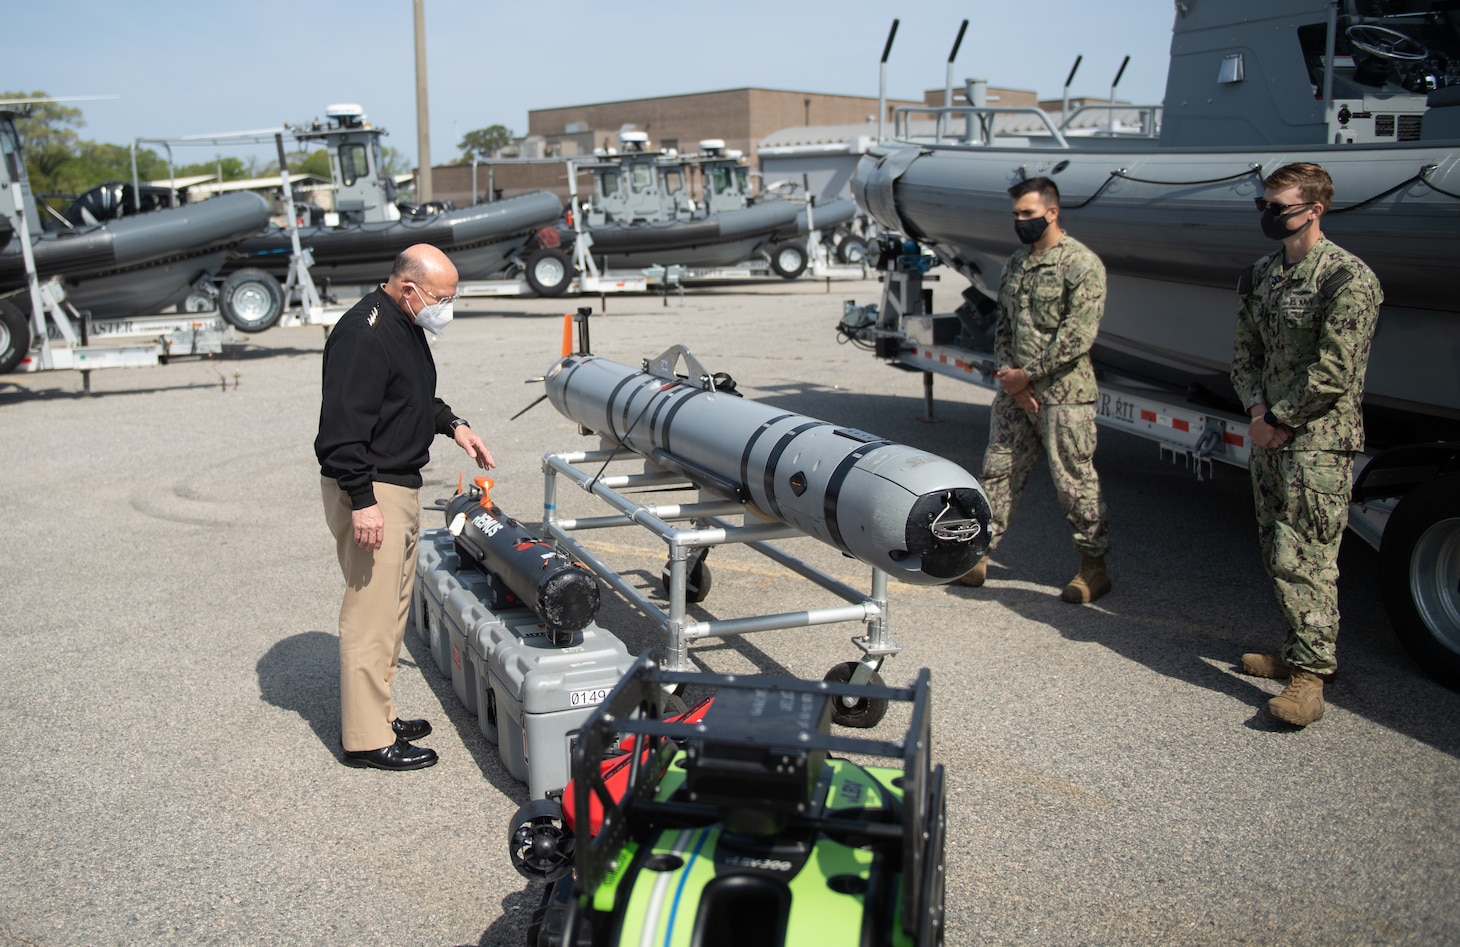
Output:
[836, 236, 870, 264]
[660, 554, 712, 604]
[220, 268, 283, 332]
[526, 247, 573, 297]
[181, 291, 215, 313]
[1381, 475, 1460, 690]
[824, 662, 888, 728]
[0, 299, 30, 374]
[769, 242, 808, 279]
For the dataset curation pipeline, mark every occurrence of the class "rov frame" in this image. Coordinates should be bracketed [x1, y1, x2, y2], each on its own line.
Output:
[546, 657, 946, 946]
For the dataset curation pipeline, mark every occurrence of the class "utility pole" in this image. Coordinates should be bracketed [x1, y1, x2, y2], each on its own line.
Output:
[414, 0, 433, 201]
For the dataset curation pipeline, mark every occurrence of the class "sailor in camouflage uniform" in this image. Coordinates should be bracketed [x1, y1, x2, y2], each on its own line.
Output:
[958, 177, 1112, 603]
[1231, 162, 1382, 727]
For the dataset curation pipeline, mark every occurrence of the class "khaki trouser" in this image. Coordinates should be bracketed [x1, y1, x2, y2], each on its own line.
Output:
[321, 478, 421, 752]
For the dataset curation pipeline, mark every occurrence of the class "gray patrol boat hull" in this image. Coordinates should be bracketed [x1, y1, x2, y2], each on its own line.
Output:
[854, 0, 1460, 429]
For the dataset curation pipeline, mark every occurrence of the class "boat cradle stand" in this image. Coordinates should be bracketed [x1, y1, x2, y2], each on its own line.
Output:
[539, 448, 902, 728]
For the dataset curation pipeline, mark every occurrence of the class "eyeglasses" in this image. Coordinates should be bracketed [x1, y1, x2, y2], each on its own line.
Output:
[1254, 198, 1316, 215]
[411, 283, 458, 305]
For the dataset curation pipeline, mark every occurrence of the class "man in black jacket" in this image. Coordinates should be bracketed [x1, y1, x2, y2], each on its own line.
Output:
[316, 244, 494, 770]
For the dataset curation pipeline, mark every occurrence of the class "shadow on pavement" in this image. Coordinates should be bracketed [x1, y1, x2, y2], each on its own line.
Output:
[756, 383, 1460, 760]
[255, 630, 342, 756]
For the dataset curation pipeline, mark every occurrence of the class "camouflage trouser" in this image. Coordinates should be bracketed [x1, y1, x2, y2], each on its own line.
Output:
[980, 393, 1110, 558]
[1249, 446, 1353, 675]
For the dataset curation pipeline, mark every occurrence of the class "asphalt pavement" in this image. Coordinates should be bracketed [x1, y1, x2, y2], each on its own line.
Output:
[1, 278, 1456, 946]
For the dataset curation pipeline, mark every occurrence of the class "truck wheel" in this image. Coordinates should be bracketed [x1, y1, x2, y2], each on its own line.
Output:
[220, 268, 283, 332]
[823, 661, 888, 728]
[526, 247, 573, 297]
[0, 299, 30, 374]
[1381, 475, 1460, 690]
[769, 243, 808, 279]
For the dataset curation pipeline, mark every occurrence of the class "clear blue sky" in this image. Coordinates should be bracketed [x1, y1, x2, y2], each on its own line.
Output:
[8, 1, 1175, 169]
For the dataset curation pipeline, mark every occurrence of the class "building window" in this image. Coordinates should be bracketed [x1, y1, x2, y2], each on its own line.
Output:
[661, 138, 678, 152]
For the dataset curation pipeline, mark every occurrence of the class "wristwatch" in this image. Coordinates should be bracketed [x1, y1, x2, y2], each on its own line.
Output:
[449, 418, 470, 433]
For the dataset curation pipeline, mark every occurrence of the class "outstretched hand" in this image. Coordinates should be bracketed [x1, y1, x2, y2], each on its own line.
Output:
[455, 425, 496, 470]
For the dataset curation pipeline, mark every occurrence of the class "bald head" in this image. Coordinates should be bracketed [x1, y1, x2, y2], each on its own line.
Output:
[383, 244, 459, 315]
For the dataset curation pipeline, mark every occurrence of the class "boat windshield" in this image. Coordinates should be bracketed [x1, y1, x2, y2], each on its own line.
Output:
[339, 143, 368, 188]
[0, 119, 22, 185]
[629, 161, 653, 193]
[599, 169, 619, 198]
[710, 165, 733, 195]
[663, 169, 682, 194]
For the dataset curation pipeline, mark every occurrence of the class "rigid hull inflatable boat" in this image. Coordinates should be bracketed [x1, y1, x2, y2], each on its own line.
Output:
[853, 0, 1460, 433]
[573, 137, 840, 276]
[232, 189, 565, 285]
[0, 121, 271, 321]
[215, 105, 563, 327]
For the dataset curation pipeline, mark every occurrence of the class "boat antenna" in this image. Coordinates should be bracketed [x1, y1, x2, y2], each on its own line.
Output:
[1107, 55, 1130, 135]
[945, 20, 969, 108]
[878, 19, 899, 143]
[1061, 55, 1083, 129]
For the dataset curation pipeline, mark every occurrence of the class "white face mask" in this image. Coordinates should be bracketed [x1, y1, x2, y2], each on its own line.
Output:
[414, 299, 454, 335]
[404, 285, 455, 336]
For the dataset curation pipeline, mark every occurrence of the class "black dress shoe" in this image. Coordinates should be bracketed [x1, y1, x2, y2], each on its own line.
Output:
[343, 737, 438, 771]
[391, 717, 433, 742]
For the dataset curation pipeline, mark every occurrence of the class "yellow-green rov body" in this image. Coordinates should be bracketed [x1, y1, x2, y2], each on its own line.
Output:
[515, 657, 946, 946]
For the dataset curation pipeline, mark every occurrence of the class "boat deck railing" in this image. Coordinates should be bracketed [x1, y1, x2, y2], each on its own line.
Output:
[892, 104, 1164, 149]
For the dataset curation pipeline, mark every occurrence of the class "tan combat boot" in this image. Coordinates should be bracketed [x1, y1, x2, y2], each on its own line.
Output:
[1239, 652, 1292, 679]
[1267, 670, 1325, 727]
[956, 555, 989, 587]
[1061, 554, 1111, 604]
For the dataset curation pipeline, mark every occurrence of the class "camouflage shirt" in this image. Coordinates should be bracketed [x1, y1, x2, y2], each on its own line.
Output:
[994, 234, 1106, 404]
[1230, 236, 1382, 451]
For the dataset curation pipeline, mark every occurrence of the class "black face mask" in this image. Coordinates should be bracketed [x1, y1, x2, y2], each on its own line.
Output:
[1260, 206, 1315, 241]
[1014, 215, 1050, 245]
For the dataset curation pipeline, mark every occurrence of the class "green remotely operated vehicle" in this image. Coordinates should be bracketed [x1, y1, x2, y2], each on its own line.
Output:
[508, 656, 947, 947]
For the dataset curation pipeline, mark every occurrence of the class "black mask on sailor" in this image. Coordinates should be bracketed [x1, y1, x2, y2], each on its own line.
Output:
[1260, 205, 1317, 242]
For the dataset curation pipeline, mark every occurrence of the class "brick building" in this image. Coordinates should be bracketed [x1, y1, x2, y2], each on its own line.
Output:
[427, 88, 920, 207]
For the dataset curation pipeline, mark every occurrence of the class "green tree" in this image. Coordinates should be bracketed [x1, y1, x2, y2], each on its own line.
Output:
[4, 90, 84, 196]
[293, 148, 332, 178]
[457, 125, 513, 163]
[261, 148, 331, 179]
[381, 145, 409, 177]
[176, 156, 253, 182]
